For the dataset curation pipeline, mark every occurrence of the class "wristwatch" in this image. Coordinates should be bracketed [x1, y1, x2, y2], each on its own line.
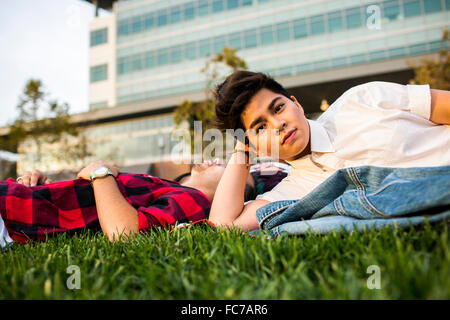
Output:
[90, 166, 115, 182]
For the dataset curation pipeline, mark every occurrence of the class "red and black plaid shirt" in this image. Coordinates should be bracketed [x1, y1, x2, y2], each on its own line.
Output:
[0, 173, 211, 243]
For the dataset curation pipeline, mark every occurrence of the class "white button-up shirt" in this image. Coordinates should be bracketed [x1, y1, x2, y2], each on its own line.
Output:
[257, 81, 450, 202]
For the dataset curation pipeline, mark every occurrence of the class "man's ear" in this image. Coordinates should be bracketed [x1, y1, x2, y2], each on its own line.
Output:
[291, 95, 304, 111]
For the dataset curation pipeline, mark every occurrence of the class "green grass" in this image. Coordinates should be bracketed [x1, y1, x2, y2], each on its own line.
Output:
[1, 221, 449, 299]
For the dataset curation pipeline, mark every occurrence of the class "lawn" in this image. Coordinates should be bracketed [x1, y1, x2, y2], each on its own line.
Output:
[0, 221, 449, 299]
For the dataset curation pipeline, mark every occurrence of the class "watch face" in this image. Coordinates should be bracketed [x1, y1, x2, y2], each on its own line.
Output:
[94, 167, 108, 176]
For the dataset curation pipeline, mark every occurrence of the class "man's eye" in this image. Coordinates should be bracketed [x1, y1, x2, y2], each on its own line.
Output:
[256, 124, 266, 133]
[275, 104, 284, 112]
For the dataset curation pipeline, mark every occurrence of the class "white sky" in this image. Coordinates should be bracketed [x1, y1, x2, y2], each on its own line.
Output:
[0, 0, 108, 127]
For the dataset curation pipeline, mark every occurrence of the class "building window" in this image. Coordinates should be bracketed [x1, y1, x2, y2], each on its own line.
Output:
[403, 0, 422, 17]
[423, 0, 442, 13]
[310, 15, 326, 36]
[199, 39, 212, 57]
[409, 43, 428, 55]
[389, 47, 406, 58]
[198, 0, 210, 16]
[143, 13, 155, 30]
[90, 64, 107, 83]
[89, 101, 108, 110]
[227, 0, 239, 10]
[131, 55, 143, 72]
[90, 28, 107, 46]
[118, 20, 129, 35]
[131, 16, 142, 33]
[293, 18, 308, 38]
[170, 6, 182, 23]
[185, 42, 197, 60]
[184, 2, 196, 21]
[244, 29, 258, 48]
[144, 52, 156, 69]
[345, 7, 362, 29]
[157, 48, 169, 66]
[383, 0, 401, 21]
[157, 9, 168, 26]
[229, 32, 242, 50]
[260, 25, 275, 45]
[276, 22, 291, 42]
[213, 35, 227, 54]
[212, 0, 225, 12]
[327, 11, 344, 33]
[170, 46, 183, 63]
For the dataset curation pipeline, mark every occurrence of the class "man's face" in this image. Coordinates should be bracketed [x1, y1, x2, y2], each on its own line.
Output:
[190, 159, 226, 186]
[187, 159, 255, 193]
[241, 88, 310, 161]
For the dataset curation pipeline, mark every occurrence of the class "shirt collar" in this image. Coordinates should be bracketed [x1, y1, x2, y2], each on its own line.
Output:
[307, 119, 334, 153]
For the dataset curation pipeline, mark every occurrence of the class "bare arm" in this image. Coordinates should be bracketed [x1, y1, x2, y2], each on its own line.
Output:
[91, 176, 139, 242]
[209, 148, 269, 231]
[77, 161, 139, 242]
[430, 89, 450, 125]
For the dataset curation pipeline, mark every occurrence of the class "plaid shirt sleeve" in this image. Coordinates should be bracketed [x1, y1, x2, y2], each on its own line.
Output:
[0, 178, 100, 243]
[0, 173, 211, 243]
[115, 174, 211, 232]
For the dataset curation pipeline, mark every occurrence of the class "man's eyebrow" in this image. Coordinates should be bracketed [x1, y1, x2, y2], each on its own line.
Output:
[249, 96, 282, 129]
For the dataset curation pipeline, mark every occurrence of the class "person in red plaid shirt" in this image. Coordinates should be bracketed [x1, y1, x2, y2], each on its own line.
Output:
[0, 159, 255, 247]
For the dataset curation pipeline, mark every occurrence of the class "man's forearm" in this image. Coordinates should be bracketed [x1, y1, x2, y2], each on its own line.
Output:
[92, 176, 139, 241]
[209, 151, 250, 226]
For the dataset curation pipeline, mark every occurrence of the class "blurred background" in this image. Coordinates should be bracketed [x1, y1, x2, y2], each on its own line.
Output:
[0, 0, 448, 180]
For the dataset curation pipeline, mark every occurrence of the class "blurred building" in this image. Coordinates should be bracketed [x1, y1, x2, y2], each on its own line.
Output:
[5, 0, 450, 177]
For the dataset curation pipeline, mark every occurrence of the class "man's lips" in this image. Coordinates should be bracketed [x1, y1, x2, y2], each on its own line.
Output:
[282, 129, 297, 144]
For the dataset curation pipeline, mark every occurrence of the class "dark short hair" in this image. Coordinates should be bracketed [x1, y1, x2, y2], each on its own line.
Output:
[173, 172, 191, 183]
[243, 181, 257, 202]
[214, 71, 292, 132]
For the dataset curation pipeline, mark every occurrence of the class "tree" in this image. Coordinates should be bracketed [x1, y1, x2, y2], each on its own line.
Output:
[173, 47, 248, 154]
[2, 79, 91, 174]
[409, 29, 449, 90]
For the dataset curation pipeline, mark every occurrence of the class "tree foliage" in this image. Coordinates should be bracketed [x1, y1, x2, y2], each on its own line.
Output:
[173, 47, 247, 153]
[410, 29, 449, 90]
[1, 79, 91, 174]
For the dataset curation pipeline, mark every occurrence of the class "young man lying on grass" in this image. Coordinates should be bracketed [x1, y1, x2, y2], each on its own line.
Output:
[209, 71, 450, 231]
[0, 158, 260, 247]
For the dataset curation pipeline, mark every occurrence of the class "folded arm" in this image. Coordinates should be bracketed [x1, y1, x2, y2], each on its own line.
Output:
[78, 161, 138, 242]
[209, 147, 268, 231]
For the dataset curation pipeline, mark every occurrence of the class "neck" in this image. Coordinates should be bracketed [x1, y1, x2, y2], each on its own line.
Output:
[287, 138, 311, 161]
[181, 179, 214, 202]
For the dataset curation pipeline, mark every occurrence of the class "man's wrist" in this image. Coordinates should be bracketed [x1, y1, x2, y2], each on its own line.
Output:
[91, 174, 115, 187]
[229, 149, 252, 169]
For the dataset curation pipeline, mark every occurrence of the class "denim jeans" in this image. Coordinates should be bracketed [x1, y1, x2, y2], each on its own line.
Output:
[0, 214, 13, 250]
[254, 166, 450, 237]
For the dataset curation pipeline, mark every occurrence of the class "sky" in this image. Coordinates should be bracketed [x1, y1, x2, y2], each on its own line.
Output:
[0, 0, 108, 127]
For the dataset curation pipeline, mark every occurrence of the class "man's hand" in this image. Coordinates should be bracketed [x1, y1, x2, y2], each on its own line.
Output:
[77, 160, 119, 181]
[16, 170, 53, 187]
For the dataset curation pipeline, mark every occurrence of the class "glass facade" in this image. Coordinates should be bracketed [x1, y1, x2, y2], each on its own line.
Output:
[117, 0, 449, 76]
[117, 0, 273, 37]
[113, 0, 449, 105]
[85, 114, 177, 162]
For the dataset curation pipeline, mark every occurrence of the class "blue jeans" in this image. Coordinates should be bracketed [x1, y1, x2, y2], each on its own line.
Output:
[254, 166, 450, 237]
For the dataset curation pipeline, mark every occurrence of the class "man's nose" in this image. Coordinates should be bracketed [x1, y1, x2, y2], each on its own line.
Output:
[272, 118, 286, 135]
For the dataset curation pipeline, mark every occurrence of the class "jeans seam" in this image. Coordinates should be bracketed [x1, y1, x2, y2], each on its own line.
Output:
[366, 179, 409, 196]
[348, 168, 390, 218]
[258, 203, 293, 230]
[334, 198, 345, 216]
